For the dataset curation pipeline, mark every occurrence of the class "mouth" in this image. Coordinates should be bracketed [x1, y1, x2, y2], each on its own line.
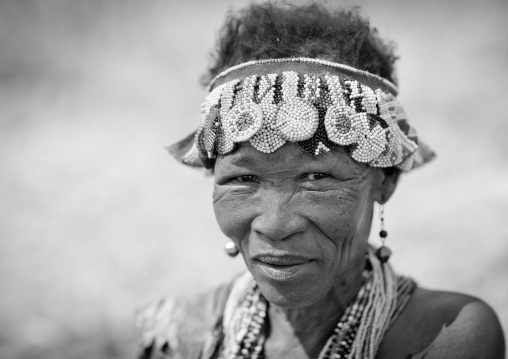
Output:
[252, 255, 315, 280]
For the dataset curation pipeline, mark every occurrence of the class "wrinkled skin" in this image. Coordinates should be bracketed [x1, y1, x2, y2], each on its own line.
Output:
[213, 142, 395, 308]
[210, 142, 505, 359]
[213, 142, 398, 357]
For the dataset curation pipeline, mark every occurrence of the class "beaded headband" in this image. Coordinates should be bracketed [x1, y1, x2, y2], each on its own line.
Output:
[169, 58, 435, 171]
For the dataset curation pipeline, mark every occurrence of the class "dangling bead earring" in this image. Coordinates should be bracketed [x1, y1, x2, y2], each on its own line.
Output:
[375, 204, 392, 263]
[224, 241, 239, 257]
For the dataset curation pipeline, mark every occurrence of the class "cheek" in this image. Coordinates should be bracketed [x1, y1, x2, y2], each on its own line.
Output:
[301, 188, 369, 244]
[299, 189, 372, 289]
[213, 187, 256, 242]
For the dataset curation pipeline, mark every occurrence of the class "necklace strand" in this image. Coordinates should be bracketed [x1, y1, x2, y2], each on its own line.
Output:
[220, 249, 415, 359]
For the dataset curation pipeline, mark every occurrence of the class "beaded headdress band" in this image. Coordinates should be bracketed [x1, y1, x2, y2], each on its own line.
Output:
[169, 58, 435, 171]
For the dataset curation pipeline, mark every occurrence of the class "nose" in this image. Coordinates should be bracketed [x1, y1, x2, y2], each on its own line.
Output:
[250, 191, 308, 242]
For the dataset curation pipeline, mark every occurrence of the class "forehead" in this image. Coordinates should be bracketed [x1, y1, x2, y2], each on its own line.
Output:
[215, 142, 369, 176]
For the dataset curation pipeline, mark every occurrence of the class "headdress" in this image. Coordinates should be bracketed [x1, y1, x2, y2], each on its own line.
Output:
[168, 58, 435, 172]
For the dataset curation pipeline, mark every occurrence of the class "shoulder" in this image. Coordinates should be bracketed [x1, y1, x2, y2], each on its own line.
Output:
[136, 282, 231, 359]
[416, 289, 506, 359]
[380, 287, 505, 359]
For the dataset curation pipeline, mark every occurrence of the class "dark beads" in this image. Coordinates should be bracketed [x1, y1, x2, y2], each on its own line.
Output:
[375, 246, 392, 263]
[161, 341, 171, 354]
[379, 230, 388, 238]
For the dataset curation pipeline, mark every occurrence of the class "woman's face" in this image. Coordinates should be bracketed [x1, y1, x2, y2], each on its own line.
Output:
[213, 142, 389, 308]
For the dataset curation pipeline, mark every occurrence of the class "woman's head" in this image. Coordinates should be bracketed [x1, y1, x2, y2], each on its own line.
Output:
[213, 142, 399, 308]
[201, 2, 408, 309]
[167, 1, 435, 308]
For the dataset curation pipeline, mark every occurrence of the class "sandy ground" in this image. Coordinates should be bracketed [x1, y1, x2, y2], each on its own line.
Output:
[0, 0, 507, 358]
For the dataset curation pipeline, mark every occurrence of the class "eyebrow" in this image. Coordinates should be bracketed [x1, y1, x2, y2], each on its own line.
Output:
[223, 152, 257, 167]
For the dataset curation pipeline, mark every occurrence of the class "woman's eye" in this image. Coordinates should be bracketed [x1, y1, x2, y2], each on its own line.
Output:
[232, 175, 258, 183]
[305, 173, 330, 181]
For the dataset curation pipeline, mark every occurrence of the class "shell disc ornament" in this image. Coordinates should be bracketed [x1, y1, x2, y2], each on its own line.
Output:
[225, 102, 264, 143]
[171, 59, 436, 172]
[275, 99, 319, 141]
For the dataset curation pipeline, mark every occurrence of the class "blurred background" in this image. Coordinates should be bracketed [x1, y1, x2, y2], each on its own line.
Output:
[0, 0, 507, 358]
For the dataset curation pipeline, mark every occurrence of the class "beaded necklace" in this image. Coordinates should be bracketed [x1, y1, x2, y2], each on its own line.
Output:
[219, 249, 415, 359]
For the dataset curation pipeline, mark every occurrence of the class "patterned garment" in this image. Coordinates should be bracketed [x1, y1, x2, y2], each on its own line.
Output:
[136, 274, 416, 359]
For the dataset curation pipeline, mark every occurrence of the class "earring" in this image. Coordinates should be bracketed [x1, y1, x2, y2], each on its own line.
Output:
[375, 204, 392, 263]
[224, 241, 239, 257]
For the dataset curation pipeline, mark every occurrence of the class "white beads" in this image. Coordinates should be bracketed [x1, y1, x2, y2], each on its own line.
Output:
[202, 106, 219, 157]
[324, 74, 344, 104]
[225, 102, 264, 142]
[276, 99, 319, 141]
[281, 71, 299, 99]
[220, 79, 240, 120]
[370, 125, 401, 168]
[250, 102, 285, 152]
[324, 104, 357, 145]
[349, 114, 388, 163]
[303, 74, 321, 103]
[361, 85, 378, 114]
[216, 121, 235, 154]
[223, 75, 263, 143]
[208, 57, 399, 96]
[373, 88, 418, 168]
[315, 141, 331, 155]
[250, 74, 286, 152]
[346, 79, 363, 110]
[198, 70, 420, 170]
[275, 71, 319, 141]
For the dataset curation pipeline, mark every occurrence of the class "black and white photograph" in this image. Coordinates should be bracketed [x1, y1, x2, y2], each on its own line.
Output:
[1, 0, 507, 358]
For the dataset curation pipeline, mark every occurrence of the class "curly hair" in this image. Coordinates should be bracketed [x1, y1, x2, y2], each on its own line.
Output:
[202, 1, 398, 86]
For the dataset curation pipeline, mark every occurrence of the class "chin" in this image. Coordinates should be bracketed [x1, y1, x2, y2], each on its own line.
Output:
[254, 273, 327, 309]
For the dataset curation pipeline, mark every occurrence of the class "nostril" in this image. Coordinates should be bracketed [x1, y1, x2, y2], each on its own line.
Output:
[251, 210, 307, 242]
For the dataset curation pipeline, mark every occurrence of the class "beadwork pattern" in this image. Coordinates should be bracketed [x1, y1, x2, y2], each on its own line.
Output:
[169, 58, 436, 172]
[136, 247, 417, 359]
[207, 57, 399, 95]
[219, 272, 370, 359]
[195, 70, 423, 170]
[218, 248, 417, 359]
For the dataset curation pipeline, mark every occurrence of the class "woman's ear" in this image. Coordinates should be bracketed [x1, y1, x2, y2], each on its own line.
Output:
[374, 167, 401, 204]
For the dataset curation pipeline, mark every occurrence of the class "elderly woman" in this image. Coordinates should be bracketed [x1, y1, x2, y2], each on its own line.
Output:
[137, 3, 505, 359]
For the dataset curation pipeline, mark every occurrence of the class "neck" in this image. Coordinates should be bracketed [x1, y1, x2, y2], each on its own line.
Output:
[265, 263, 365, 358]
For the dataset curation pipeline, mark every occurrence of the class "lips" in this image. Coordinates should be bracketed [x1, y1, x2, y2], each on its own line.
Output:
[253, 254, 310, 266]
[252, 254, 315, 280]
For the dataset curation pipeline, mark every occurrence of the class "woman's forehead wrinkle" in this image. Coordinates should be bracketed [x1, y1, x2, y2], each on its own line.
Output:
[224, 152, 257, 168]
[258, 169, 297, 175]
[221, 142, 371, 181]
